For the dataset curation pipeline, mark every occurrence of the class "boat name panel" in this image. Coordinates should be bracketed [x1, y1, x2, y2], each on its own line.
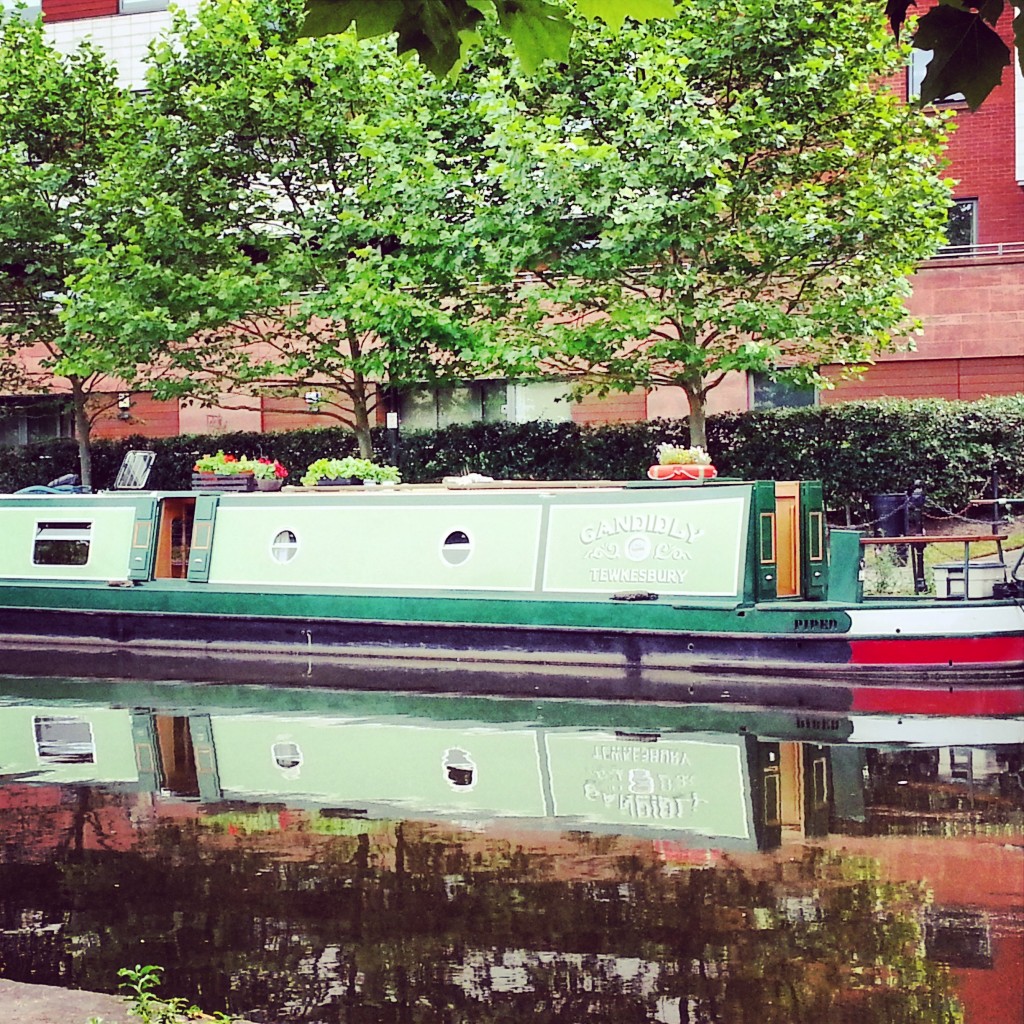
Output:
[793, 617, 843, 632]
[545, 493, 748, 597]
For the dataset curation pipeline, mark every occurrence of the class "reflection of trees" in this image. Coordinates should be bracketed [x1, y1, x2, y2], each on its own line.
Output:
[0, 803, 963, 1023]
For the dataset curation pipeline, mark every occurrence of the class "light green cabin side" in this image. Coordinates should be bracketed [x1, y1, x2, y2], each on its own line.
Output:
[208, 502, 543, 591]
[209, 716, 548, 816]
[0, 504, 135, 581]
[545, 732, 751, 838]
[0, 705, 139, 784]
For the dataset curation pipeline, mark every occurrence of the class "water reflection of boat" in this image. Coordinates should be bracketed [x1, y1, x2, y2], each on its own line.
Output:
[2, 680, 1021, 851]
[0, 480, 1020, 696]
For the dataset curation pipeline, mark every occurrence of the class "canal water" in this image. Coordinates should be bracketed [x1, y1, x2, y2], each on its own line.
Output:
[1, 673, 1022, 1023]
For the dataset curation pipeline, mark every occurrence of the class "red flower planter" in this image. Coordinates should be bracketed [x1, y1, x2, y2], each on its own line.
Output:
[647, 464, 718, 481]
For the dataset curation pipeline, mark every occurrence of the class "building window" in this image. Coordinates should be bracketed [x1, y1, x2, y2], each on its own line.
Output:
[400, 381, 507, 430]
[118, 0, 169, 11]
[272, 741, 303, 771]
[34, 521, 91, 565]
[399, 380, 572, 429]
[441, 530, 472, 566]
[0, 398, 74, 447]
[908, 49, 965, 104]
[944, 198, 977, 250]
[749, 373, 816, 410]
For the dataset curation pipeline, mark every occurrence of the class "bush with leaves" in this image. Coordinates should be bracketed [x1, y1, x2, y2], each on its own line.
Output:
[1, 397, 1019, 523]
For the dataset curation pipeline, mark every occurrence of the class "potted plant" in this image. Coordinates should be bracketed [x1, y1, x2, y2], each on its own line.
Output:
[300, 457, 401, 487]
[253, 458, 289, 491]
[192, 451, 258, 490]
[648, 444, 717, 481]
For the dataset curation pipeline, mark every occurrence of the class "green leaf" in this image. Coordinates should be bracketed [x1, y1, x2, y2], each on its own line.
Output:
[575, 0, 677, 30]
[302, 0, 404, 39]
[494, 0, 572, 73]
[913, 4, 1011, 109]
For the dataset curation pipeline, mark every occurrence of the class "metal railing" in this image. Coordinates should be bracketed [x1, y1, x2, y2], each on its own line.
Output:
[930, 241, 1024, 260]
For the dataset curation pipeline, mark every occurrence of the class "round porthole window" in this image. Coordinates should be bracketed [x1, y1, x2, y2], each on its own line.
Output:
[271, 529, 298, 563]
[443, 747, 477, 789]
[441, 530, 472, 566]
[271, 741, 302, 770]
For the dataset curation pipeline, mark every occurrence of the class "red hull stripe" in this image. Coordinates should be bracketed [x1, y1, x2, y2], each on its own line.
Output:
[849, 635, 1024, 666]
[852, 687, 1024, 716]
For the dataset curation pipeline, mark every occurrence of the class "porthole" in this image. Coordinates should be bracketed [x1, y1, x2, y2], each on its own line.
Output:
[272, 741, 302, 770]
[442, 747, 476, 789]
[271, 529, 298, 563]
[441, 530, 472, 566]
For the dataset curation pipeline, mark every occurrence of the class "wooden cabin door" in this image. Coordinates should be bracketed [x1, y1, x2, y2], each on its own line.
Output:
[774, 482, 801, 597]
[154, 498, 195, 579]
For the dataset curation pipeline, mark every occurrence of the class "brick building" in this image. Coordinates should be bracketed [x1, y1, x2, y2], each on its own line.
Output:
[1, 0, 1021, 445]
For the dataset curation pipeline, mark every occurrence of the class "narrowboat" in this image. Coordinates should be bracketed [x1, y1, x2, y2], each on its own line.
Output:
[0, 473, 1021, 702]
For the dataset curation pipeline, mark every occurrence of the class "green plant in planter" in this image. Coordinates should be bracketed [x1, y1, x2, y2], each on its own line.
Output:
[300, 457, 401, 486]
[192, 450, 258, 475]
[253, 457, 289, 481]
[656, 443, 712, 466]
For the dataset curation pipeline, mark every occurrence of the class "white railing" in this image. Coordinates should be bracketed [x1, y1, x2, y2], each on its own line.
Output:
[930, 241, 1024, 260]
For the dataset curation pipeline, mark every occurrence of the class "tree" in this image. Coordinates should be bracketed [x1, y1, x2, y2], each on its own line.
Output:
[72, 0, 513, 459]
[475, 0, 952, 449]
[0, 12, 137, 487]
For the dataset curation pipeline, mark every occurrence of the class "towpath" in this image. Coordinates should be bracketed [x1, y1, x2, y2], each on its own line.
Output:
[0, 978, 134, 1024]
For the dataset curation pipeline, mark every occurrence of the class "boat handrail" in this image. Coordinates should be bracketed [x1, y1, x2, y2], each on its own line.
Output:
[860, 534, 1007, 546]
[861, 533, 1009, 599]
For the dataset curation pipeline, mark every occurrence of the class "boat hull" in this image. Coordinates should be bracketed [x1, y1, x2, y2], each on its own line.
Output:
[1, 583, 1021, 696]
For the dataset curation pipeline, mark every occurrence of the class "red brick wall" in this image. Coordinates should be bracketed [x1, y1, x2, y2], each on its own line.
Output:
[571, 390, 647, 424]
[907, 1, 1023, 243]
[88, 392, 180, 440]
[42, 0, 117, 22]
[821, 355, 1024, 401]
[260, 393, 386, 433]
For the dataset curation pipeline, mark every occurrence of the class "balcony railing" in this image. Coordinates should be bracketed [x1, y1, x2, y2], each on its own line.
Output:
[931, 241, 1024, 260]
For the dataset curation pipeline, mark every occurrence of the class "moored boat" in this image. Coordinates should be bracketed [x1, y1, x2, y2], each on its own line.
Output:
[0, 476, 1020, 696]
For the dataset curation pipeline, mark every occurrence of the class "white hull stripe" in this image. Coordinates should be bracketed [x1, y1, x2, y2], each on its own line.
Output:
[847, 604, 1024, 638]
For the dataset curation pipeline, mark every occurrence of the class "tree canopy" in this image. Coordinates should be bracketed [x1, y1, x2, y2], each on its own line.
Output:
[475, 0, 951, 447]
[67, 0, 514, 458]
[0, 12, 139, 485]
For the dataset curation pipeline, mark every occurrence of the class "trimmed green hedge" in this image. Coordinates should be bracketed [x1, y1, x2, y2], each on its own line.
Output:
[1, 395, 1020, 523]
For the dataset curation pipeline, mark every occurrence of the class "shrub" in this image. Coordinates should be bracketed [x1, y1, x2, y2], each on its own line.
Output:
[1, 396, 1019, 523]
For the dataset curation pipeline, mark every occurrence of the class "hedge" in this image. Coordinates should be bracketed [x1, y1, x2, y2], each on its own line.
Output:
[1, 395, 1020, 524]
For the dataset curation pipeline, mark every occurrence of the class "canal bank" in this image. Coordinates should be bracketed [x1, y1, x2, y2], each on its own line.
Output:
[0, 978, 134, 1024]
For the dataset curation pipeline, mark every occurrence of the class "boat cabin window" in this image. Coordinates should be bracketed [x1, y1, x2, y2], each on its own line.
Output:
[33, 521, 91, 566]
[441, 530, 472, 566]
[271, 530, 299, 563]
[33, 715, 95, 765]
[272, 741, 303, 770]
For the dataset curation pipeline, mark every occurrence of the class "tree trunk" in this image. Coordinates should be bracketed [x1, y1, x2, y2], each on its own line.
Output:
[69, 377, 93, 490]
[350, 373, 375, 459]
[683, 385, 708, 451]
